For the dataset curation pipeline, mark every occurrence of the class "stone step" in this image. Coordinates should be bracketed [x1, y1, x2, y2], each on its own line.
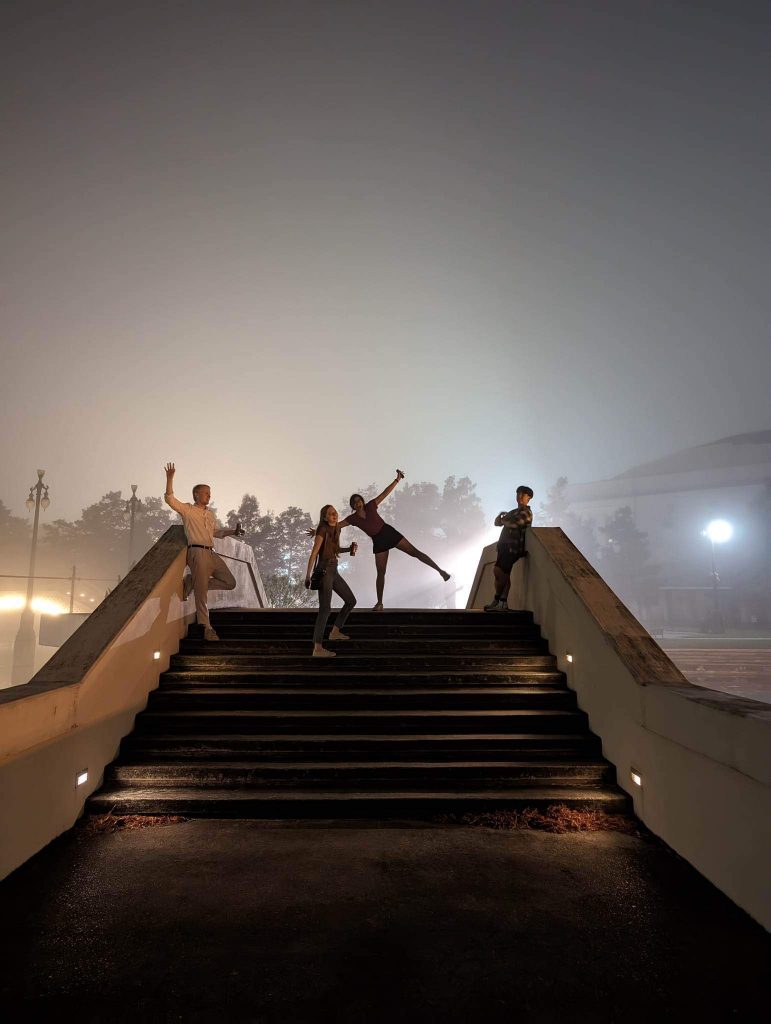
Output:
[175, 643, 548, 659]
[165, 667, 557, 684]
[160, 671, 566, 688]
[208, 609, 534, 626]
[179, 639, 549, 655]
[169, 657, 559, 675]
[192, 626, 537, 640]
[133, 708, 589, 735]
[147, 687, 576, 712]
[119, 732, 604, 761]
[201, 625, 544, 639]
[87, 784, 629, 817]
[105, 760, 612, 787]
[88, 604, 626, 820]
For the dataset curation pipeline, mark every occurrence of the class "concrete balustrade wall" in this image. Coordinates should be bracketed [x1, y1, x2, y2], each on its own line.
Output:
[468, 528, 771, 930]
[0, 527, 266, 880]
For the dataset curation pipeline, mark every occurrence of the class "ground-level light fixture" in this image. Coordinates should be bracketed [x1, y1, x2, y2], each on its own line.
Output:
[153, 650, 161, 661]
[566, 653, 574, 664]
[76, 770, 89, 787]
[630, 769, 642, 787]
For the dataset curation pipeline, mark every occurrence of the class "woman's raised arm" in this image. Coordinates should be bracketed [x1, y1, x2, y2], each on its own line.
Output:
[374, 470, 404, 506]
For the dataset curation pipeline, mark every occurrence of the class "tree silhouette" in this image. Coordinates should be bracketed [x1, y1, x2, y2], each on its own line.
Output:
[0, 500, 31, 574]
[538, 476, 597, 562]
[439, 476, 486, 543]
[41, 491, 173, 576]
[225, 494, 280, 575]
[598, 506, 659, 615]
[746, 483, 771, 625]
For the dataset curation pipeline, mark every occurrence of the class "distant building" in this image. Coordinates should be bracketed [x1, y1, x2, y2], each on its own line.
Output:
[564, 431, 771, 627]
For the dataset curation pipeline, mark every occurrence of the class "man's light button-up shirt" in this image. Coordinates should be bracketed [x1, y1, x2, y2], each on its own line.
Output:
[165, 492, 217, 547]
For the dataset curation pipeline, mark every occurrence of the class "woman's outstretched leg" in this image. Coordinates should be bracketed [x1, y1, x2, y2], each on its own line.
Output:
[374, 551, 389, 609]
[396, 538, 451, 581]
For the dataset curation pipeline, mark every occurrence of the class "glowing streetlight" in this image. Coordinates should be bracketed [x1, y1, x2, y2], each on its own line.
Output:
[704, 520, 733, 545]
[12, 470, 52, 685]
[123, 484, 142, 571]
[701, 519, 733, 634]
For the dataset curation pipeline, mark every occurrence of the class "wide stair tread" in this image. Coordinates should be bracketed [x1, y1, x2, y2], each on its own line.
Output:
[120, 733, 602, 760]
[89, 784, 628, 816]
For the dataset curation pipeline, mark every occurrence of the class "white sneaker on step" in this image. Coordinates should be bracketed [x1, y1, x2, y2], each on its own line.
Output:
[204, 627, 220, 641]
[329, 629, 350, 640]
[312, 647, 336, 658]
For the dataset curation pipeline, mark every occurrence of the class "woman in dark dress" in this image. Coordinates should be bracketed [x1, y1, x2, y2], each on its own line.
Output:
[305, 504, 358, 658]
[341, 470, 451, 610]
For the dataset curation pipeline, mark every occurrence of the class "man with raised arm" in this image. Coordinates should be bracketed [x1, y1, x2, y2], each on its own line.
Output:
[484, 485, 534, 613]
[163, 462, 240, 640]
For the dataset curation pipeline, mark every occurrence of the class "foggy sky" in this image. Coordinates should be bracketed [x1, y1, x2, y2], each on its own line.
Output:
[2, 0, 770, 524]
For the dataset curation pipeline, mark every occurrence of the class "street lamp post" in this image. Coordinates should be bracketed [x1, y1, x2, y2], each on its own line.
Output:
[123, 484, 142, 571]
[12, 470, 51, 685]
[702, 519, 733, 636]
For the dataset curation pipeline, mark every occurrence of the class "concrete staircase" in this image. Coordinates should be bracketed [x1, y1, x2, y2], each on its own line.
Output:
[88, 609, 628, 817]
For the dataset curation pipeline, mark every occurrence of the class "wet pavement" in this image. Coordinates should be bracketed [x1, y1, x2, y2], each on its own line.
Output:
[0, 819, 768, 1023]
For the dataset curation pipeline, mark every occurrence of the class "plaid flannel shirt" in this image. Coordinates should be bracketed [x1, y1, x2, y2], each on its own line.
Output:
[498, 504, 533, 558]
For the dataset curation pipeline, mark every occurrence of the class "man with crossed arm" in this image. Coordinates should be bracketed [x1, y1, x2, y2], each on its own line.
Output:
[164, 462, 240, 641]
[484, 485, 534, 612]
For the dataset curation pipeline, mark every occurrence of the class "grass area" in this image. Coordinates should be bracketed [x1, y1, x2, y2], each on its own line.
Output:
[79, 813, 188, 835]
[79, 806, 643, 838]
[434, 805, 643, 835]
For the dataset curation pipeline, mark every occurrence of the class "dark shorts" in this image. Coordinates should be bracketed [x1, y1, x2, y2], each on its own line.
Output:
[495, 543, 524, 574]
[372, 523, 404, 554]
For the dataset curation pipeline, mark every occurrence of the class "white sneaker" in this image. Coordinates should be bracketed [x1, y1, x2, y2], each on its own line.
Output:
[484, 599, 507, 613]
[329, 628, 350, 640]
[312, 647, 337, 658]
[204, 627, 220, 641]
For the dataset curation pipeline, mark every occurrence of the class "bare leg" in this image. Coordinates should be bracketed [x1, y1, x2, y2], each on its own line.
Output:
[374, 550, 389, 608]
[396, 537, 451, 581]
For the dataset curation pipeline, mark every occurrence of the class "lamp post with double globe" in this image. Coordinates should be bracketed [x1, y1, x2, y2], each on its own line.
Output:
[702, 519, 733, 635]
[12, 470, 51, 685]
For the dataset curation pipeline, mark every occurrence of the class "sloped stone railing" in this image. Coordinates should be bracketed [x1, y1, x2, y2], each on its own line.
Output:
[468, 528, 771, 931]
[0, 526, 266, 879]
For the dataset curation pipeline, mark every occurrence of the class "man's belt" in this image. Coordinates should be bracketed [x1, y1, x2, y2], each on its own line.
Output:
[188, 544, 213, 550]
